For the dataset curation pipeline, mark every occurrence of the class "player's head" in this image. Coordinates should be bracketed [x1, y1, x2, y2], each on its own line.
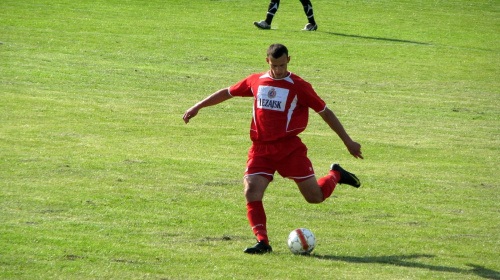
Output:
[266, 43, 290, 79]
[267, 43, 289, 59]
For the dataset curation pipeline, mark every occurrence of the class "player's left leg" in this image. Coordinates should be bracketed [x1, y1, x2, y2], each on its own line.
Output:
[296, 176, 324, 203]
[294, 165, 361, 202]
[296, 172, 339, 203]
[254, 0, 280, 29]
[265, 0, 280, 25]
[299, 0, 318, 31]
[331, 163, 361, 188]
[275, 138, 331, 202]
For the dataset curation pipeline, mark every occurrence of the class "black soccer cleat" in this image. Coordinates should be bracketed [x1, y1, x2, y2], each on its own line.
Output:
[243, 240, 273, 254]
[331, 164, 361, 188]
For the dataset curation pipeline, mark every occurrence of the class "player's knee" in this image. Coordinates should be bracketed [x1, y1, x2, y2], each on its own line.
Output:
[244, 184, 260, 197]
[244, 175, 269, 202]
[304, 195, 323, 204]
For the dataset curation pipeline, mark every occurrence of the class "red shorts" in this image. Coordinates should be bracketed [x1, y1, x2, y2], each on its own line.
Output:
[245, 136, 315, 182]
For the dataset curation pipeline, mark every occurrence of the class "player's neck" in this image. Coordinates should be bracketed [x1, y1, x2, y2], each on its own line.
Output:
[268, 71, 290, 80]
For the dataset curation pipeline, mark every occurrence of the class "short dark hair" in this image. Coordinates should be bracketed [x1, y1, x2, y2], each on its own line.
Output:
[267, 43, 289, 59]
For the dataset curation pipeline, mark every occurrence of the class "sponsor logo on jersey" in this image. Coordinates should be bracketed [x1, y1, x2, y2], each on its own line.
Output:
[257, 86, 289, 112]
[259, 98, 282, 109]
[267, 88, 277, 99]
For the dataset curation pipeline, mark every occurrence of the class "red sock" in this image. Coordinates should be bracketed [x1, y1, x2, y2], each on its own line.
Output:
[317, 170, 340, 201]
[246, 201, 268, 245]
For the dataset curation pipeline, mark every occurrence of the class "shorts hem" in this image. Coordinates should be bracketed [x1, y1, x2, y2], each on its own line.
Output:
[244, 172, 275, 178]
[287, 174, 315, 180]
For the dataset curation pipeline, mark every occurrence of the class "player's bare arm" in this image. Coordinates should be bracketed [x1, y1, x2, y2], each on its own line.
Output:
[183, 88, 233, 124]
[318, 108, 363, 159]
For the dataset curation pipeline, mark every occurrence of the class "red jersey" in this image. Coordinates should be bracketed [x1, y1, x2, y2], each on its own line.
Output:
[228, 71, 327, 142]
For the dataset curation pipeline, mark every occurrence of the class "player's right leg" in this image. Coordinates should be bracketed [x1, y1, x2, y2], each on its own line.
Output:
[243, 174, 273, 254]
[299, 0, 317, 31]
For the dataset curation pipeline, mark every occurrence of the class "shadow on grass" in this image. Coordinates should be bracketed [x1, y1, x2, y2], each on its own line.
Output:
[320, 31, 432, 45]
[273, 29, 432, 45]
[311, 254, 499, 280]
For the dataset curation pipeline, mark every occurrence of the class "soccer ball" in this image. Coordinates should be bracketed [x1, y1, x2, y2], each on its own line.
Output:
[287, 228, 316, 255]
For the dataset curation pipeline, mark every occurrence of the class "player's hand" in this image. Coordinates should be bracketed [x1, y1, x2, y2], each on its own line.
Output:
[345, 140, 363, 159]
[183, 107, 199, 124]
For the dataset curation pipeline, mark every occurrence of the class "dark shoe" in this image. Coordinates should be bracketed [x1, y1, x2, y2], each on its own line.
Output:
[331, 164, 361, 188]
[244, 240, 272, 254]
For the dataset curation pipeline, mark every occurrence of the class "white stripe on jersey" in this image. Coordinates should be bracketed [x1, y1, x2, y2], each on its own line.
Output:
[286, 95, 298, 132]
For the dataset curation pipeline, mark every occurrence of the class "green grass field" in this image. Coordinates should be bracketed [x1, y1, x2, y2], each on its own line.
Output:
[1, 0, 499, 279]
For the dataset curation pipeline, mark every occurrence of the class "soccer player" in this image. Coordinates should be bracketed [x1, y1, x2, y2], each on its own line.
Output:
[183, 43, 363, 254]
[253, 0, 318, 31]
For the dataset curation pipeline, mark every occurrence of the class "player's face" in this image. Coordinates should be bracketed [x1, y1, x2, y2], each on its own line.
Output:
[266, 54, 290, 79]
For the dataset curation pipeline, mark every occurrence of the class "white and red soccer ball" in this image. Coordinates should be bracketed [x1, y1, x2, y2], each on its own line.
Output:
[287, 228, 316, 254]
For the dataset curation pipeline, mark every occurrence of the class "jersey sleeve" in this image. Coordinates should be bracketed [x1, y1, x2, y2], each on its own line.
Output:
[228, 75, 256, 97]
[298, 81, 327, 113]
